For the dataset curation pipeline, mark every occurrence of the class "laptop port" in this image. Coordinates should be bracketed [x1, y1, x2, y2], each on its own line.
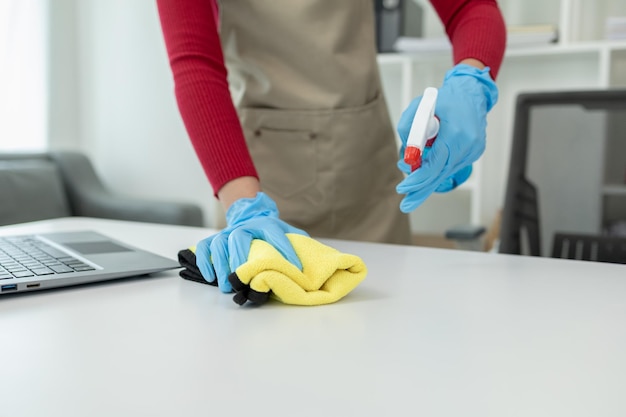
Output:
[1, 284, 18, 292]
[26, 283, 41, 288]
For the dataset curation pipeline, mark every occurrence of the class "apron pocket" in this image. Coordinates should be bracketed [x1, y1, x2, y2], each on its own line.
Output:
[245, 125, 317, 199]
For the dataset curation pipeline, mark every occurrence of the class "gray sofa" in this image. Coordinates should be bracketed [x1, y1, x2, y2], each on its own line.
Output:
[0, 151, 204, 227]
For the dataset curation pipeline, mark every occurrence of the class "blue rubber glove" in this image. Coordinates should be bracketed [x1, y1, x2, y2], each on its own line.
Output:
[396, 64, 498, 213]
[195, 192, 308, 293]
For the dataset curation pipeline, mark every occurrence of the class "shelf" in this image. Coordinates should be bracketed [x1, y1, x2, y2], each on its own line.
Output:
[603, 184, 626, 195]
[507, 40, 626, 57]
[377, 40, 626, 65]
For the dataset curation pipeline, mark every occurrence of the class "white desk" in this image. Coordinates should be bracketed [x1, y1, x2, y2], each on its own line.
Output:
[1, 217, 625, 417]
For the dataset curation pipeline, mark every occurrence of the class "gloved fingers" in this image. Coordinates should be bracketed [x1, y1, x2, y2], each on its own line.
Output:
[398, 181, 440, 213]
[208, 233, 234, 293]
[265, 234, 303, 271]
[226, 227, 256, 273]
[397, 143, 435, 175]
[396, 96, 422, 143]
[283, 223, 310, 238]
[257, 223, 304, 270]
[396, 143, 449, 194]
[227, 224, 304, 273]
[396, 144, 452, 212]
[195, 236, 218, 285]
[435, 164, 473, 193]
[396, 158, 412, 175]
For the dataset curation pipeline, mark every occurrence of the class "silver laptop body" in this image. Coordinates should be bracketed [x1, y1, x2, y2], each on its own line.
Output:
[0, 230, 180, 294]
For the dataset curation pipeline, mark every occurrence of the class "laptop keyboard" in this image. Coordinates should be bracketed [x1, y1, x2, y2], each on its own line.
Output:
[0, 236, 96, 281]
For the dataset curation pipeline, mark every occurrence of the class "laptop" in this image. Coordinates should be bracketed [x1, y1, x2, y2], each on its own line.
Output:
[0, 230, 180, 295]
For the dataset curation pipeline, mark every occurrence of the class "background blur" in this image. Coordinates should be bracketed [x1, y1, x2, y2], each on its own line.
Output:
[2, 0, 625, 246]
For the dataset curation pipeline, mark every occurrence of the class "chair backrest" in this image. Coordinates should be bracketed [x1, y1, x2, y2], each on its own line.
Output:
[499, 89, 626, 264]
[0, 153, 73, 226]
[552, 233, 626, 264]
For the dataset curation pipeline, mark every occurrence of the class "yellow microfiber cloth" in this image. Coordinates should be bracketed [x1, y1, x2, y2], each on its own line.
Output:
[177, 233, 367, 306]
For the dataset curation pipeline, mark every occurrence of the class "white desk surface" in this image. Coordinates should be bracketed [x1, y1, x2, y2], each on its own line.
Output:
[1, 217, 625, 417]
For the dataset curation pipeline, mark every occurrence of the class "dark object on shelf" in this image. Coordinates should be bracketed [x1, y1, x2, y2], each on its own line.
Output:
[373, 0, 422, 52]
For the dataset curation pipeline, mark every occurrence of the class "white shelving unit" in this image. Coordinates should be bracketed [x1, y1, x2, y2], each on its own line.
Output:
[378, 0, 626, 236]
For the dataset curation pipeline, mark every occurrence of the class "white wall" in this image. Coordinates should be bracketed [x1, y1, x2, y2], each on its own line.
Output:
[0, 0, 48, 151]
[47, 0, 80, 150]
[47, 0, 221, 227]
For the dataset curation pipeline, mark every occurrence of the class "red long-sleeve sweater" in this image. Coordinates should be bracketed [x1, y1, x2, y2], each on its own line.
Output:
[156, 0, 506, 195]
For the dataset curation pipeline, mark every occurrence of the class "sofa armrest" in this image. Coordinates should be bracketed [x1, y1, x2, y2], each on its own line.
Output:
[49, 151, 204, 227]
[0, 159, 72, 226]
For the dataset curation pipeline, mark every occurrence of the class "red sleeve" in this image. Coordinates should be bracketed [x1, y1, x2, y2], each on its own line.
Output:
[429, 0, 506, 78]
[156, 0, 258, 196]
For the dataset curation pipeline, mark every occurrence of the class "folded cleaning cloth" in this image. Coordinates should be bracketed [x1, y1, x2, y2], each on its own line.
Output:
[177, 233, 367, 306]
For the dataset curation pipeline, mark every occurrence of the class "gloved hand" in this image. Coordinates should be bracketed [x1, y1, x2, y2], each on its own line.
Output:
[195, 192, 308, 293]
[396, 64, 498, 213]
[177, 233, 367, 306]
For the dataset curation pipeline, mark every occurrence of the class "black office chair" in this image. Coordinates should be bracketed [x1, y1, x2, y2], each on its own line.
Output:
[499, 89, 626, 264]
[552, 233, 626, 264]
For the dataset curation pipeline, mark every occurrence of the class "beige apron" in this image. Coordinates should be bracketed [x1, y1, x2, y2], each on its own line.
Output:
[218, 0, 411, 244]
